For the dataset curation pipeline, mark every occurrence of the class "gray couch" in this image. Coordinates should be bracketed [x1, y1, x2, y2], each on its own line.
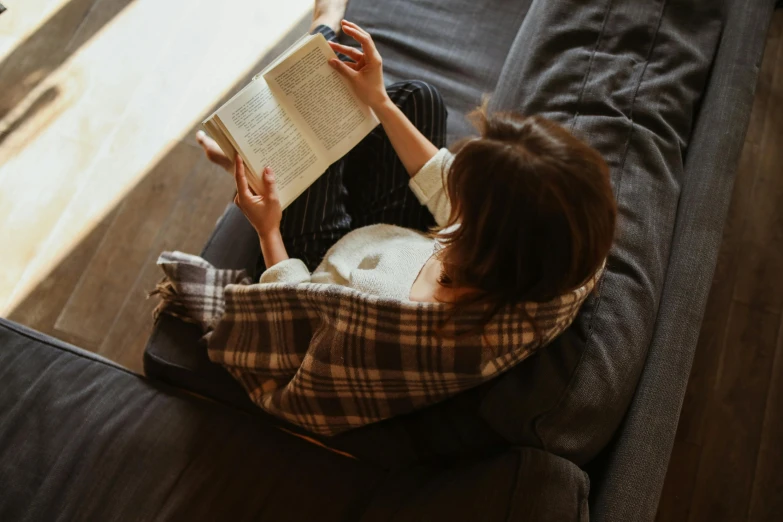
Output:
[1, 0, 778, 520]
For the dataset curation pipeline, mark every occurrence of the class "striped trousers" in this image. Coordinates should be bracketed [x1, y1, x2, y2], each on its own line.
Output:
[256, 26, 448, 276]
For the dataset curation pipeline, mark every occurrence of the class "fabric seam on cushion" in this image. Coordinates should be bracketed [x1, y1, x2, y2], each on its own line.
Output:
[0, 320, 134, 376]
[528, 0, 616, 450]
[533, 0, 670, 453]
[613, 0, 669, 195]
[535, 268, 610, 451]
[570, 0, 615, 133]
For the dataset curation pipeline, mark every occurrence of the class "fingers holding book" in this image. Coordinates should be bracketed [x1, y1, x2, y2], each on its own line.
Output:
[328, 41, 364, 69]
[202, 25, 380, 212]
[341, 20, 381, 62]
[327, 20, 389, 110]
[233, 155, 253, 198]
[233, 155, 282, 239]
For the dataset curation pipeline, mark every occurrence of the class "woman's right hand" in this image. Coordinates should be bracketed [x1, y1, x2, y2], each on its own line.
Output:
[327, 20, 390, 110]
[233, 155, 282, 240]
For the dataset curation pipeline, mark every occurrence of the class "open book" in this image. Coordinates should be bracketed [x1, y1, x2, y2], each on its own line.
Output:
[203, 33, 380, 208]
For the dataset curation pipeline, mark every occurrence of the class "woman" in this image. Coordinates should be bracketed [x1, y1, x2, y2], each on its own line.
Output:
[171, 16, 620, 435]
[197, 19, 616, 330]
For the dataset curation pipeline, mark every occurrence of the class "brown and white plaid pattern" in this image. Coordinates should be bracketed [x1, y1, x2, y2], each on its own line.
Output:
[153, 251, 602, 436]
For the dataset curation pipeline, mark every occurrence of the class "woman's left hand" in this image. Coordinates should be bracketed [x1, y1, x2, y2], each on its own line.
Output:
[233, 155, 282, 240]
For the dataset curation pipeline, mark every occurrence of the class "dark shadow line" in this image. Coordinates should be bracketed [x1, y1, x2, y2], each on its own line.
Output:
[0, 0, 136, 121]
[0, 86, 59, 147]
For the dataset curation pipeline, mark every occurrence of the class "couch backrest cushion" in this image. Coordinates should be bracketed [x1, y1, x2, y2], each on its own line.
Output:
[479, 0, 724, 464]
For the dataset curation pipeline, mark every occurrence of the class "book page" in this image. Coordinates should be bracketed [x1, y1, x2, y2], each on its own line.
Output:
[264, 34, 379, 164]
[214, 79, 327, 208]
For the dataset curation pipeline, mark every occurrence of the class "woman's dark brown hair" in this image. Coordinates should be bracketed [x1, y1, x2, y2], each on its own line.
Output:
[436, 105, 617, 333]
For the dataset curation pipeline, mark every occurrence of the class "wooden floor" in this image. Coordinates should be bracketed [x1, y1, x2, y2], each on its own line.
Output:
[656, 10, 783, 522]
[1, 3, 782, 520]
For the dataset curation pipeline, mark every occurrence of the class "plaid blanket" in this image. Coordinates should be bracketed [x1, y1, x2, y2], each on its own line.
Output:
[153, 251, 602, 435]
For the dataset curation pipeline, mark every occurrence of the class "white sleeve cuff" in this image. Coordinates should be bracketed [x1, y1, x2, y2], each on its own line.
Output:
[259, 258, 311, 284]
[408, 148, 453, 204]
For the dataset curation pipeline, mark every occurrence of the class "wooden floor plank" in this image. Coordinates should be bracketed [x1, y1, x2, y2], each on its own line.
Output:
[98, 148, 235, 372]
[54, 140, 201, 344]
[732, 25, 783, 314]
[5, 207, 116, 348]
[687, 302, 780, 522]
[0, 132, 110, 312]
[745, 12, 782, 146]
[732, 126, 783, 312]
[747, 317, 783, 522]
[655, 439, 703, 522]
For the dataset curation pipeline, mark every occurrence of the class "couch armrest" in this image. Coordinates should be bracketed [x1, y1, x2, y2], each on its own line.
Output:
[143, 203, 260, 408]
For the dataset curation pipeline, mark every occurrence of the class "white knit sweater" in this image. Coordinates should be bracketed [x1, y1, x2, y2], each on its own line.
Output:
[259, 148, 454, 300]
